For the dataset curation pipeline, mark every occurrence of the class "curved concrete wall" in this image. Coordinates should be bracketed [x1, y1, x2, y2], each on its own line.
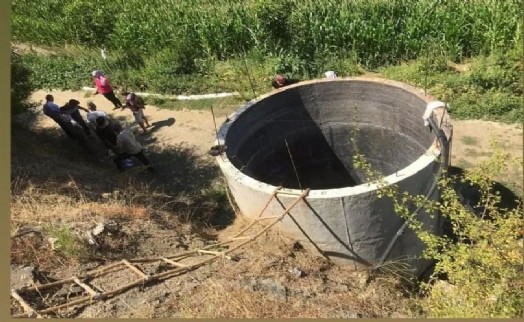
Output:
[215, 77, 449, 276]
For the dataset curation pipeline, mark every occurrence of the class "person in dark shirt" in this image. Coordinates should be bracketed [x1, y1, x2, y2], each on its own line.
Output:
[60, 99, 92, 137]
[42, 94, 77, 139]
[94, 116, 118, 153]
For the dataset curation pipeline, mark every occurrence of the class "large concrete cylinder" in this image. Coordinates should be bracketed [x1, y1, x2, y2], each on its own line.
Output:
[215, 77, 451, 277]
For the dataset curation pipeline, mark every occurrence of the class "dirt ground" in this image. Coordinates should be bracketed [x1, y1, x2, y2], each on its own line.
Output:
[30, 89, 524, 194]
[30, 89, 524, 173]
[10, 89, 523, 318]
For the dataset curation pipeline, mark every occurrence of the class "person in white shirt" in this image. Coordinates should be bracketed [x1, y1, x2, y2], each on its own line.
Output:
[86, 101, 111, 127]
[112, 123, 154, 173]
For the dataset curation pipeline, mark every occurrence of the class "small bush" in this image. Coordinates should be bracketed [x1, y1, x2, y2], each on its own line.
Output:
[44, 224, 88, 260]
[418, 151, 523, 317]
[352, 133, 523, 317]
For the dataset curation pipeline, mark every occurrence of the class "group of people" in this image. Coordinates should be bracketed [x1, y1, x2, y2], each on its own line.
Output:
[42, 70, 155, 173]
[91, 70, 151, 134]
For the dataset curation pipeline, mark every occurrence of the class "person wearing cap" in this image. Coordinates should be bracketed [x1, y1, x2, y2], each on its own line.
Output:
[60, 99, 92, 136]
[91, 70, 124, 110]
[122, 92, 151, 134]
[112, 122, 154, 173]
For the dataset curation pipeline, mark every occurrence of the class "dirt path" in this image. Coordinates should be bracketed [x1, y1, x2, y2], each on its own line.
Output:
[31, 89, 523, 180]
[30, 90, 224, 155]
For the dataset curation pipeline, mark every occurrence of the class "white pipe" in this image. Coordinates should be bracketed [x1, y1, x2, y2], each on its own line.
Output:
[81, 87, 240, 101]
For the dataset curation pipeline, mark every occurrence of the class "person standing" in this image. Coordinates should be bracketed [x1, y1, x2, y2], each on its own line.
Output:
[112, 123, 154, 173]
[92, 70, 124, 110]
[122, 92, 151, 134]
[95, 116, 119, 155]
[42, 94, 75, 138]
[60, 99, 92, 136]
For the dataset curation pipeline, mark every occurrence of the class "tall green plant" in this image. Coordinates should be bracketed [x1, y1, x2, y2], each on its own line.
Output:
[11, 0, 523, 69]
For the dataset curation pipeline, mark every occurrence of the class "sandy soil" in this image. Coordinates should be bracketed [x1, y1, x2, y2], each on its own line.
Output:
[31, 89, 523, 182]
[31, 90, 224, 155]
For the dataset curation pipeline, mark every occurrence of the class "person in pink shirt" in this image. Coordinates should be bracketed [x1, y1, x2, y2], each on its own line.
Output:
[91, 70, 124, 110]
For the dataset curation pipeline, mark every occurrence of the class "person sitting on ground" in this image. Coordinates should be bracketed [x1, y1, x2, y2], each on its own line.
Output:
[271, 74, 300, 89]
[60, 99, 92, 137]
[92, 70, 124, 110]
[122, 92, 151, 134]
[112, 123, 154, 173]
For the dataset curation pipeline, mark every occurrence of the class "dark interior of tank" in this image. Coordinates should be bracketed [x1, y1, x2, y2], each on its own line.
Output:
[225, 81, 435, 190]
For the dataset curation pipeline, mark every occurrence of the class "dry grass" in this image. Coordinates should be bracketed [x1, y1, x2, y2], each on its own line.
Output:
[165, 220, 415, 318]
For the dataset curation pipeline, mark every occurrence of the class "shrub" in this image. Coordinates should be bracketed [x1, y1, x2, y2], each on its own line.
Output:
[10, 50, 37, 115]
[353, 139, 523, 317]
[418, 150, 523, 317]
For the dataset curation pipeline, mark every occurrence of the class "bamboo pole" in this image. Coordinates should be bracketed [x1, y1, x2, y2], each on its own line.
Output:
[161, 257, 187, 267]
[14, 187, 310, 317]
[11, 289, 42, 318]
[121, 260, 149, 280]
[72, 277, 99, 297]
[231, 186, 282, 239]
[225, 189, 309, 255]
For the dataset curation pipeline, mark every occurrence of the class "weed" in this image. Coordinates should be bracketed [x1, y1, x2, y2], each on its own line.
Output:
[43, 224, 88, 260]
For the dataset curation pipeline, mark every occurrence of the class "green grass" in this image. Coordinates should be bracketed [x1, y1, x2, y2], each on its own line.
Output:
[379, 48, 522, 123]
[12, 1, 522, 122]
[44, 224, 88, 260]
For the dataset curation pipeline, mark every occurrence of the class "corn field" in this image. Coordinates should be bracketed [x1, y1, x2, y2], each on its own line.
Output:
[11, 0, 522, 69]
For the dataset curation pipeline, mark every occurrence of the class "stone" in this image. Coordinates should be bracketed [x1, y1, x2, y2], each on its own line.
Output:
[289, 267, 304, 278]
[11, 265, 35, 289]
[92, 223, 105, 236]
[256, 278, 287, 301]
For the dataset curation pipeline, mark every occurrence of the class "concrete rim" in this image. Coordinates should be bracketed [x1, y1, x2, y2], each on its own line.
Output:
[216, 76, 442, 199]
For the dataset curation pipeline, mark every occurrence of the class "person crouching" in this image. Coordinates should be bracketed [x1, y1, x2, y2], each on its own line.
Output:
[112, 123, 154, 173]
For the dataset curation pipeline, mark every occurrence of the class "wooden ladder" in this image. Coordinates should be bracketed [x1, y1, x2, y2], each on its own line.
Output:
[11, 187, 310, 318]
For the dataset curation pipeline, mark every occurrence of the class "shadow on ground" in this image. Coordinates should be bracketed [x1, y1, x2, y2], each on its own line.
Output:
[147, 117, 176, 134]
[448, 166, 522, 211]
[11, 112, 235, 231]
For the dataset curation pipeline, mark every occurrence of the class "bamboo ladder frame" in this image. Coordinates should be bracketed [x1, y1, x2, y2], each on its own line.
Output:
[11, 187, 310, 318]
